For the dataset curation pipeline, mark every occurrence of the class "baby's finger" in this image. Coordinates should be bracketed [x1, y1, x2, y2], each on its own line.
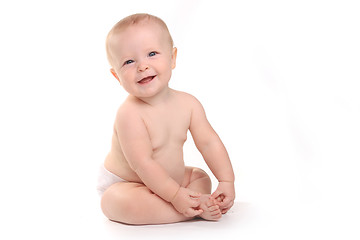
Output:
[213, 195, 225, 204]
[226, 199, 234, 208]
[218, 196, 232, 207]
[221, 208, 229, 214]
[189, 190, 202, 198]
[190, 198, 201, 208]
[211, 190, 222, 199]
[221, 200, 234, 213]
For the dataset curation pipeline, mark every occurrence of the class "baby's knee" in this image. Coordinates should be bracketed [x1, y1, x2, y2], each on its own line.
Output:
[191, 167, 211, 182]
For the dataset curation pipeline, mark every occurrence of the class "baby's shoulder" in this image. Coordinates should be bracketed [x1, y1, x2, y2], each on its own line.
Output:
[172, 89, 201, 106]
[114, 97, 143, 125]
[173, 90, 204, 113]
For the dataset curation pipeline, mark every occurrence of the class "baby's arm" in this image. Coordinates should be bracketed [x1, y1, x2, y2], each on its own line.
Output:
[115, 106, 202, 217]
[189, 96, 235, 212]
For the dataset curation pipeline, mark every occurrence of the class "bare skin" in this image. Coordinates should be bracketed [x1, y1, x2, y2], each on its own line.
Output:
[101, 166, 221, 224]
[100, 15, 235, 225]
[101, 91, 222, 224]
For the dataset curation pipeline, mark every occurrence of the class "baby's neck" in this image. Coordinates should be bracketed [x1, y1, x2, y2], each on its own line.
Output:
[137, 87, 173, 106]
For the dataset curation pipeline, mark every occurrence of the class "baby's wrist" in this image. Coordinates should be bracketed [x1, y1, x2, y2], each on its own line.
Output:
[218, 179, 234, 183]
[170, 186, 181, 203]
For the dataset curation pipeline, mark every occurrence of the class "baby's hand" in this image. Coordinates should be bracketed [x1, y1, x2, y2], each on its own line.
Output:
[211, 181, 235, 214]
[170, 187, 203, 217]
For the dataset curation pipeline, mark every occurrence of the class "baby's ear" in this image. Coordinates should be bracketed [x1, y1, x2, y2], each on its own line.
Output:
[110, 68, 121, 84]
[171, 47, 177, 69]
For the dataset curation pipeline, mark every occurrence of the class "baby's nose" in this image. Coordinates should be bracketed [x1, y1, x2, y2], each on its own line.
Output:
[137, 62, 149, 72]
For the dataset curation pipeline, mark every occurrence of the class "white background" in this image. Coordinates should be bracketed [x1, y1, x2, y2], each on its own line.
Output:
[1, 0, 359, 239]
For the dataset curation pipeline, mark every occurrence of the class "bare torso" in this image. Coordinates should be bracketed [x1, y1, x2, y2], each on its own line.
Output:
[104, 89, 191, 185]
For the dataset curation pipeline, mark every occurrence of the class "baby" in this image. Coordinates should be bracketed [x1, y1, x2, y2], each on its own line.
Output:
[98, 13, 235, 225]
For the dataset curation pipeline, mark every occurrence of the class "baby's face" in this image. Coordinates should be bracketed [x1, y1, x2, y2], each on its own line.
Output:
[109, 22, 176, 99]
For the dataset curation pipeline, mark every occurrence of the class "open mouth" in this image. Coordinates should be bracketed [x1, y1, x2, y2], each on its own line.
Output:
[137, 75, 156, 85]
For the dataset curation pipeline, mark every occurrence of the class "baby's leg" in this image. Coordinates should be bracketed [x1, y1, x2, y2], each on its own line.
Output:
[101, 182, 192, 225]
[182, 167, 222, 220]
[182, 167, 212, 194]
[101, 167, 219, 224]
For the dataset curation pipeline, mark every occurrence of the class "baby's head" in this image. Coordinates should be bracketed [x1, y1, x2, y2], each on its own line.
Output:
[106, 14, 174, 68]
[105, 13, 177, 98]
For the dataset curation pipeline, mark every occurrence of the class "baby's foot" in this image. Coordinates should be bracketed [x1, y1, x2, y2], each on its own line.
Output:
[198, 194, 222, 221]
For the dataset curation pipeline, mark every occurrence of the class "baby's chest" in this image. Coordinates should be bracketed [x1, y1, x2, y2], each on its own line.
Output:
[144, 111, 190, 149]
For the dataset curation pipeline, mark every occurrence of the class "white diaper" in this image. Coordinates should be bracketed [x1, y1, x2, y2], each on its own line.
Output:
[97, 165, 127, 196]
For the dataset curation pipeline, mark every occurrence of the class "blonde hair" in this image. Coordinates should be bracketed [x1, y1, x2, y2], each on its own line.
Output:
[105, 13, 174, 67]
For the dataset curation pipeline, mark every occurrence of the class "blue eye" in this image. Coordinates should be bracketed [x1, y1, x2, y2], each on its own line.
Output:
[149, 51, 157, 57]
[124, 60, 134, 65]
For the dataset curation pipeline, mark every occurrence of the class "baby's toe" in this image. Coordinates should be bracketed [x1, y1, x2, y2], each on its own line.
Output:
[208, 204, 220, 212]
[204, 198, 215, 208]
[212, 212, 222, 219]
[211, 211, 222, 219]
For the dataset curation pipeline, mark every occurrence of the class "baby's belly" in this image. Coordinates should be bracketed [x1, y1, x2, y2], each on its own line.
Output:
[152, 145, 186, 184]
[156, 153, 185, 185]
[104, 146, 186, 185]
